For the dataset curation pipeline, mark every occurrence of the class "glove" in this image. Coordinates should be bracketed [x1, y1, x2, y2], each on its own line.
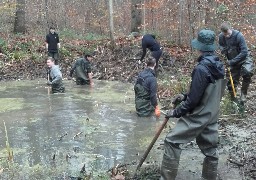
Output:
[47, 81, 52, 85]
[165, 110, 175, 118]
[137, 60, 141, 65]
[155, 105, 161, 117]
[172, 94, 185, 105]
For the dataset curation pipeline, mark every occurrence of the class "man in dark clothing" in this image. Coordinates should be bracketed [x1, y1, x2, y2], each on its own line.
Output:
[160, 29, 226, 180]
[134, 57, 160, 117]
[46, 27, 60, 64]
[69, 54, 94, 86]
[133, 33, 162, 75]
[46, 57, 65, 93]
[219, 22, 254, 102]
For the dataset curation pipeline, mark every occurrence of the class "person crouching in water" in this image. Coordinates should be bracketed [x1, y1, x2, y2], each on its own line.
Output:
[69, 53, 94, 86]
[134, 57, 160, 117]
[46, 57, 65, 93]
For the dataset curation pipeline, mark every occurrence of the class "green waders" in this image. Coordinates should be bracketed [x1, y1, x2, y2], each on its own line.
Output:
[160, 79, 227, 180]
[134, 83, 154, 117]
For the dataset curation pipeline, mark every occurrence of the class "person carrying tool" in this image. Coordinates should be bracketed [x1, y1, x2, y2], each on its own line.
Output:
[46, 27, 60, 64]
[68, 53, 94, 86]
[219, 22, 254, 103]
[161, 29, 226, 180]
[134, 57, 160, 117]
[132, 32, 162, 76]
[46, 57, 65, 93]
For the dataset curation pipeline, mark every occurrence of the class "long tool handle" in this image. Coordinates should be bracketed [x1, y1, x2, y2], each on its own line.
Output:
[227, 67, 236, 97]
[135, 117, 169, 171]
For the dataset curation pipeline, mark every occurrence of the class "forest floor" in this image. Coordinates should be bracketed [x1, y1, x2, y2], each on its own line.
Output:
[0, 35, 255, 179]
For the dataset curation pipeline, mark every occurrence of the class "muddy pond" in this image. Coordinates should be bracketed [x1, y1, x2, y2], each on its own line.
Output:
[0, 80, 243, 179]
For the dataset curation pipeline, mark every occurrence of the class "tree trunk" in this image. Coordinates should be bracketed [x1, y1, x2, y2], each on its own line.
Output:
[131, 0, 142, 32]
[13, 0, 26, 33]
[108, 0, 115, 49]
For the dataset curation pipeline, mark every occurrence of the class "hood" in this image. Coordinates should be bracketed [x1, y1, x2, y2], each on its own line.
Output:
[198, 53, 225, 80]
[139, 68, 155, 78]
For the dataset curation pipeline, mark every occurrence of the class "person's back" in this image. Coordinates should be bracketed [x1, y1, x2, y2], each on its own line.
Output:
[69, 54, 94, 86]
[142, 34, 160, 52]
[134, 58, 159, 117]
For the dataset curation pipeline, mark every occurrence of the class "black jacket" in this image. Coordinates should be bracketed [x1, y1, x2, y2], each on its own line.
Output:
[136, 68, 158, 107]
[174, 53, 225, 118]
[141, 34, 161, 61]
[218, 30, 248, 66]
[46, 32, 60, 52]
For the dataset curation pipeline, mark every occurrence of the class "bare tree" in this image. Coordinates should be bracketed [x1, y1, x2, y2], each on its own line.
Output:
[131, 0, 142, 32]
[14, 0, 26, 33]
[108, 0, 115, 49]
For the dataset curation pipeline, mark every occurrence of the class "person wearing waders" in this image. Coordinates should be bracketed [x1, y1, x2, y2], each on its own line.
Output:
[46, 27, 60, 65]
[133, 32, 162, 76]
[161, 29, 227, 180]
[68, 54, 94, 86]
[134, 57, 160, 117]
[219, 22, 254, 103]
[46, 57, 65, 93]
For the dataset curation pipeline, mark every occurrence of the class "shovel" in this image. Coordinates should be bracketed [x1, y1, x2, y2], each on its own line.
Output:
[133, 110, 169, 177]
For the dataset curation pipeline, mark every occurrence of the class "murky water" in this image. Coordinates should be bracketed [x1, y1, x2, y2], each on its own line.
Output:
[0, 79, 166, 179]
[0, 79, 243, 179]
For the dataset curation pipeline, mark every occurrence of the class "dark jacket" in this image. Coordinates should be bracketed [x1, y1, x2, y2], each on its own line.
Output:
[141, 34, 161, 61]
[218, 30, 248, 66]
[46, 32, 60, 53]
[134, 68, 158, 116]
[70, 57, 92, 78]
[173, 53, 225, 118]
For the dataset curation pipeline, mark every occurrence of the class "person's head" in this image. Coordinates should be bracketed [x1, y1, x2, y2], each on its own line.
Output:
[220, 22, 232, 38]
[46, 57, 55, 67]
[191, 29, 216, 54]
[146, 57, 156, 68]
[131, 32, 142, 40]
[49, 27, 55, 34]
[84, 54, 94, 61]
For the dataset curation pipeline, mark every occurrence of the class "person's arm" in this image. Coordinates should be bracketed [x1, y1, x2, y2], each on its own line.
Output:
[218, 34, 226, 53]
[69, 61, 77, 77]
[173, 67, 209, 118]
[86, 63, 93, 85]
[56, 34, 60, 49]
[148, 77, 158, 108]
[229, 33, 248, 66]
[45, 35, 49, 51]
[140, 38, 147, 61]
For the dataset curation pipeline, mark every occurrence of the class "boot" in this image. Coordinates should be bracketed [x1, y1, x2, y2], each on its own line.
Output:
[202, 157, 218, 180]
[240, 92, 247, 103]
[160, 158, 179, 180]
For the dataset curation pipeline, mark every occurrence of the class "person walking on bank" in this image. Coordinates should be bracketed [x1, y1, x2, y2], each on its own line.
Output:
[133, 32, 162, 76]
[46, 27, 60, 64]
[46, 57, 65, 93]
[219, 22, 254, 103]
[161, 29, 226, 180]
[134, 57, 160, 117]
[68, 54, 94, 86]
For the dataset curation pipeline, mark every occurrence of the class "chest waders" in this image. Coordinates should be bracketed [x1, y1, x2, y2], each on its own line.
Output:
[134, 82, 154, 117]
[160, 79, 227, 180]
